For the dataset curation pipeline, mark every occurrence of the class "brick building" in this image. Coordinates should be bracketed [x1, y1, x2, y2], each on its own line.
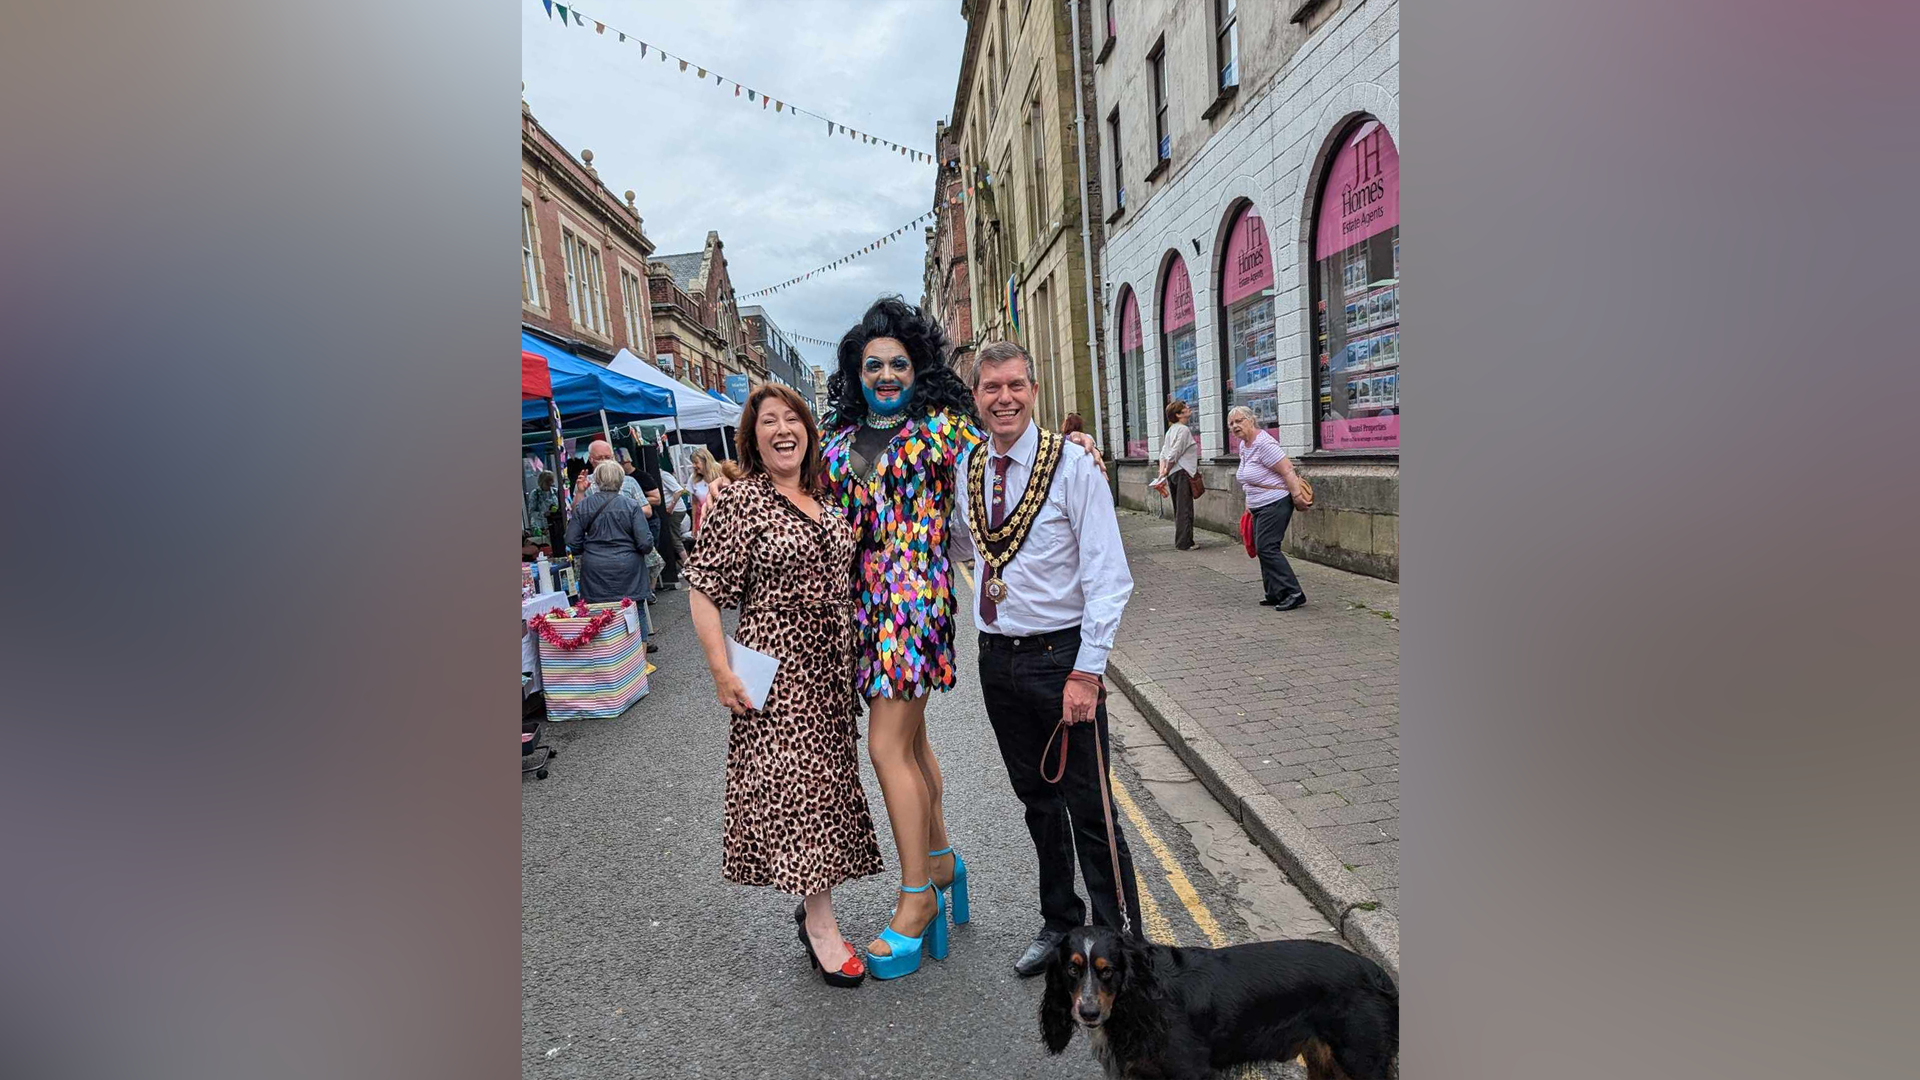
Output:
[951, 0, 1108, 432]
[738, 306, 816, 403]
[521, 103, 656, 362]
[649, 231, 761, 397]
[1094, 0, 1399, 580]
[923, 121, 976, 381]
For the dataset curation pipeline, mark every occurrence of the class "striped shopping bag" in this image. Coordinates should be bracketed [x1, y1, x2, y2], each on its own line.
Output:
[530, 600, 648, 720]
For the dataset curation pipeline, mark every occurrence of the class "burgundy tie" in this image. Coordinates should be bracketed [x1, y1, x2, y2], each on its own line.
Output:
[980, 455, 1010, 626]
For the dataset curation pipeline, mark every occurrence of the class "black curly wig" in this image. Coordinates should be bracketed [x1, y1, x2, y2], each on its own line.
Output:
[825, 295, 979, 428]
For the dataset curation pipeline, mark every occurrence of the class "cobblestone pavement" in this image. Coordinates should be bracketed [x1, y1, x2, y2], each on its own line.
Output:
[1107, 509, 1401, 915]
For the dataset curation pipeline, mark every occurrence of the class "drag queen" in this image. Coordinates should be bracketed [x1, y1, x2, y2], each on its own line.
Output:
[820, 297, 982, 979]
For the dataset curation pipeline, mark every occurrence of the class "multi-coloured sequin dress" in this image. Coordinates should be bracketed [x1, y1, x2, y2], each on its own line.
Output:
[821, 408, 984, 699]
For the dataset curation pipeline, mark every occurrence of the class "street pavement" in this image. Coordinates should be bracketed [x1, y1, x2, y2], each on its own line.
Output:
[1108, 509, 1401, 917]
[524, 568, 1349, 1079]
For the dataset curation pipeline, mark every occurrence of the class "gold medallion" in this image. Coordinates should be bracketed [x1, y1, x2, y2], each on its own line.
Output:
[984, 576, 1009, 603]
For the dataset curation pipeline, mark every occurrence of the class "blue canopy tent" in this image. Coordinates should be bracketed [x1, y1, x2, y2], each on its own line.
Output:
[520, 331, 676, 435]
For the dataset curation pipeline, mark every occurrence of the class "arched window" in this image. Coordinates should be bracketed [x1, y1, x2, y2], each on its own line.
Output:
[1160, 254, 1198, 420]
[1117, 288, 1147, 457]
[1312, 118, 1400, 450]
[1219, 202, 1277, 453]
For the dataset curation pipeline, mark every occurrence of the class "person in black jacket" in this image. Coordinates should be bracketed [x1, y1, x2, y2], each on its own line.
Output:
[565, 461, 654, 606]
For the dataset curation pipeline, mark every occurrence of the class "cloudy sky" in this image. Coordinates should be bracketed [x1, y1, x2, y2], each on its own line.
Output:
[522, 0, 965, 378]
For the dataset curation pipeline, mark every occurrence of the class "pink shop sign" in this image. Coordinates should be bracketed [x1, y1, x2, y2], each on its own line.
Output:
[1222, 209, 1273, 308]
[1162, 255, 1195, 333]
[1119, 292, 1142, 353]
[1320, 413, 1399, 450]
[1315, 120, 1399, 257]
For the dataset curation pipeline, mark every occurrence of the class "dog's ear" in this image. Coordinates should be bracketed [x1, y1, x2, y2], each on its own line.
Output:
[1039, 939, 1076, 1055]
[1112, 930, 1149, 994]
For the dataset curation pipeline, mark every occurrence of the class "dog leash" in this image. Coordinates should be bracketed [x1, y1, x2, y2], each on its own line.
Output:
[1041, 702, 1135, 940]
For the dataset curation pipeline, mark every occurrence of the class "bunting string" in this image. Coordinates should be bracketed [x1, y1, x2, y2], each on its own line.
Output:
[737, 211, 936, 299]
[540, 1, 937, 164]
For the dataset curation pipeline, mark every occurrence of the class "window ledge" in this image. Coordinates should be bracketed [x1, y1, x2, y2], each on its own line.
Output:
[1288, 0, 1330, 26]
[1095, 36, 1116, 64]
[1201, 83, 1239, 121]
[1144, 156, 1170, 182]
[1105, 201, 1126, 225]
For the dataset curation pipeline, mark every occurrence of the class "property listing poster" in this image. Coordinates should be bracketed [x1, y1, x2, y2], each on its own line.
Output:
[1314, 120, 1400, 450]
[1222, 207, 1277, 453]
[1119, 291, 1148, 457]
[1161, 255, 1198, 414]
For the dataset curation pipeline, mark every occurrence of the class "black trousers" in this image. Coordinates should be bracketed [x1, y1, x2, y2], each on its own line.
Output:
[1168, 468, 1195, 550]
[658, 509, 684, 583]
[1252, 498, 1305, 604]
[980, 626, 1145, 935]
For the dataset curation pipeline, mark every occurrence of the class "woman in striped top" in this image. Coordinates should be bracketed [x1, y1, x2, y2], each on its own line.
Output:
[1228, 406, 1313, 610]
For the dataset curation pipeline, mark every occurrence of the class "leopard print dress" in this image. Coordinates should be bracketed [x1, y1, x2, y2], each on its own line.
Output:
[680, 474, 885, 896]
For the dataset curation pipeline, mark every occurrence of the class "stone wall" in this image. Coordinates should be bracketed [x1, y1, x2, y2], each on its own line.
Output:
[1115, 459, 1398, 581]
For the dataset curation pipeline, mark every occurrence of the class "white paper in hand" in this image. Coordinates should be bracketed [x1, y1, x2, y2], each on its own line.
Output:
[725, 636, 780, 711]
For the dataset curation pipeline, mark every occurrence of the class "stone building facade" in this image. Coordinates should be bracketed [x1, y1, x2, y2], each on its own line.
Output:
[1094, 0, 1399, 579]
[951, 0, 1107, 431]
[923, 121, 976, 380]
[649, 230, 761, 397]
[521, 103, 655, 362]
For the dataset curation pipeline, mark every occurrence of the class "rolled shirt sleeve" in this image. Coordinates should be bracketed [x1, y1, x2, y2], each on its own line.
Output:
[1061, 450, 1133, 675]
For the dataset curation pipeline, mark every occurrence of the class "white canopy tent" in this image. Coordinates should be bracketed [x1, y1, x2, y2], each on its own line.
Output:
[606, 349, 744, 431]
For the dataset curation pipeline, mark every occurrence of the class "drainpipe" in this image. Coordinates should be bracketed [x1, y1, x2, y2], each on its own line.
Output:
[1065, 0, 1108, 460]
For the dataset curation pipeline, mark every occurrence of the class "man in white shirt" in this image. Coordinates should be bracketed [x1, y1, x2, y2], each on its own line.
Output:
[952, 341, 1144, 976]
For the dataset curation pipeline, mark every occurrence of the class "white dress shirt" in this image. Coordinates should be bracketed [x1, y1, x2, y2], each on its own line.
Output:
[952, 420, 1134, 675]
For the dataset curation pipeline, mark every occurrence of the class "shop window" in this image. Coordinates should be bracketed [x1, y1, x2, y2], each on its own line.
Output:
[1117, 288, 1147, 457]
[1159, 254, 1197, 420]
[1220, 203, 1276, 452]
[1311, 118, 1400, 451]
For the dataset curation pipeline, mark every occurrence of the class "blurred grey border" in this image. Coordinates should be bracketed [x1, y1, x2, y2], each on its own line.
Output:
[0, 2, 1914, 1079]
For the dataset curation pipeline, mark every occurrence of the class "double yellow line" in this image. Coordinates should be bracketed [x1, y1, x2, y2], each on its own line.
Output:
[956, 560, 1228, 948]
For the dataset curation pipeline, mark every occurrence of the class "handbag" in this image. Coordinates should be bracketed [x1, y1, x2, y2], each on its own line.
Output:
[1293, 475, 1314, 508]
[1240, 510, 1257, 558]
[1189, 471, 1206, 500]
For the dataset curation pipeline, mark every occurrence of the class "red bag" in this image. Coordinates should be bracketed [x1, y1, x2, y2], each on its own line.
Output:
[1240, 510, 1257, 558]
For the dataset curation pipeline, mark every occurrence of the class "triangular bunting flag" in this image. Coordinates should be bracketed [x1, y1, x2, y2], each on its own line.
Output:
[763, 96, 770, 108]
[554, 4, 568, 22]
[715, 74, 723, 85]
[826, 120, 833, 135]
[697, 67, 706, 78]
[748, 89, 755, 101]
[775, 101, 783, 112]
[618, 32, 624, 42]
[679, 59, 688, 72]
[574, 11, 585, 25]
[595, 22, 604, 34]
[735, 83, 741, 96]
[542, 0, 553, 18]
[640, 42, 647, 57]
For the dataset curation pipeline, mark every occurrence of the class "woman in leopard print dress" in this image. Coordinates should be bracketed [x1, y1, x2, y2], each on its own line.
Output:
[684, 384, 883, 988]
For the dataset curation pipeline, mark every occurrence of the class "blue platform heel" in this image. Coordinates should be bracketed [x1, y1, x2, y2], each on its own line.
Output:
[930, 847, 970, 926]
[865, 881, 947, 979]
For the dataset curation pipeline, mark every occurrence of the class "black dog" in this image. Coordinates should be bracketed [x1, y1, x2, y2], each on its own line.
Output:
[1040, 926, 1398, 1079]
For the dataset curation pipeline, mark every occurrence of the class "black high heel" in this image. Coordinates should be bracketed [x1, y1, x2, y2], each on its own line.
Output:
[795, 902, 866, 987]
